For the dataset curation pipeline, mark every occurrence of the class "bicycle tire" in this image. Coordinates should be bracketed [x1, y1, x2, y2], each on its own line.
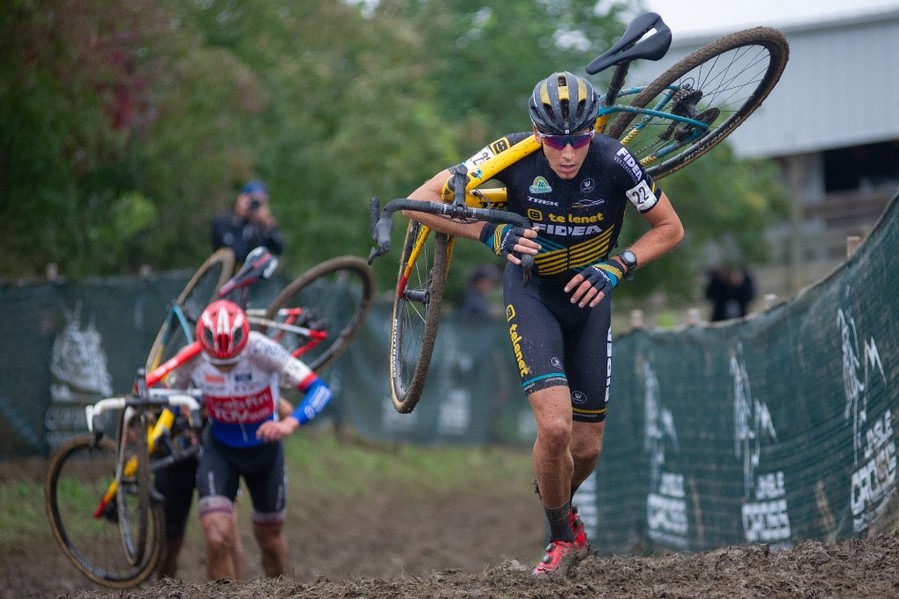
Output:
[146, 248, 236, 371]
[388, 222, 449, 413]
[45, 434, 164, 588]
[608, 27, 789, 180]
[116, 412, 151, 567]
[261, 255, 376, 373]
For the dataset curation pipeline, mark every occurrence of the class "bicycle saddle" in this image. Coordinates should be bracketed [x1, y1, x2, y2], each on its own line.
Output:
[218, 246, 279, 296]
[586, 12, 672, 75]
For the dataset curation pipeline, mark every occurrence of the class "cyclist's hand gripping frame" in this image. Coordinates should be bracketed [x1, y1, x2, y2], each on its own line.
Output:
[368, 151, 537, 281]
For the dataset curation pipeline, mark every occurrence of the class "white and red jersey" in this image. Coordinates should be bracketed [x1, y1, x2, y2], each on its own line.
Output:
[175, 331, 316, 447]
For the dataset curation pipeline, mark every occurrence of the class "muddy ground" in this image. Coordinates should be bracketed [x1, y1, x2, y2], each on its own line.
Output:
[3, 451, 898, 599]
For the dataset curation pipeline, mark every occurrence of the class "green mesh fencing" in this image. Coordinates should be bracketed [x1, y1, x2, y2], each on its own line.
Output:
[580, 193, 898, 553]
[1, 194, 895, 554]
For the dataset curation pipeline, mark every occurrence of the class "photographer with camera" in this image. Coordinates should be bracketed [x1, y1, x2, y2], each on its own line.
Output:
[211, 180, 284, 263]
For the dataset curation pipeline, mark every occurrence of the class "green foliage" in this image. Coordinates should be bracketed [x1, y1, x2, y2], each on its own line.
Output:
[0, 0, 789, 298]
[610, 145, 791, 302]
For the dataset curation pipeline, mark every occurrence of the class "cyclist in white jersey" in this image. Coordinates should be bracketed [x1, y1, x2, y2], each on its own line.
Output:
[170, 299, 332, 580]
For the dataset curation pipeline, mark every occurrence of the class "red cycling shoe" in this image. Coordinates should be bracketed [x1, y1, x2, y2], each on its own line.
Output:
[569, 505, 588, 551]
[532, 540, 579, 576]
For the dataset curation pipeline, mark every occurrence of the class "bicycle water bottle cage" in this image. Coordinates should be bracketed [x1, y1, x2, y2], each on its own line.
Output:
[586, 12, 672, 75]
[218, 246, 279, 296]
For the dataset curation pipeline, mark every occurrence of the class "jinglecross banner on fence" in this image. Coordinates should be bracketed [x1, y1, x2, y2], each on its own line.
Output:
[0, 193, 895, 554]
[576, 194, 897, 553]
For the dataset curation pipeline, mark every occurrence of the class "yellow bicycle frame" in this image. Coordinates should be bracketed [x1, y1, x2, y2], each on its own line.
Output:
[92, 408, 175, 519]
[399, 134, 543, 290]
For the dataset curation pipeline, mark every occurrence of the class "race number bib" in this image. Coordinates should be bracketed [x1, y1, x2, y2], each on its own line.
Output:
[626, 180, 657, 212]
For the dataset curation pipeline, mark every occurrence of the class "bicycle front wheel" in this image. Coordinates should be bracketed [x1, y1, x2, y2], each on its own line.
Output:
[262, 256, 375, 372]
[146, 248, 235, 371]
[609, 27, 789, 180]
[116, 412, 152, 568]
[45, 435, 164, 588]
[389, 221, 449, 413]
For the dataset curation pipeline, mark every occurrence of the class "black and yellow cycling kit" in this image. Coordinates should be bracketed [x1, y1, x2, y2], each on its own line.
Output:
[461, 131, 663, 422]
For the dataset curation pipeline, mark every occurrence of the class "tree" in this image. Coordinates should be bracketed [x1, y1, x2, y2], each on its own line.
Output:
[0, 0, 790, 298]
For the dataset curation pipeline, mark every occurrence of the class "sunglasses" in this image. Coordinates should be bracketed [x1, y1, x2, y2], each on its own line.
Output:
[537, 130, 594, 150]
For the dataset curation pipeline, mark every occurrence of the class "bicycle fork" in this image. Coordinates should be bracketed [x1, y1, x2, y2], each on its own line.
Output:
[93, 408, 175, 519]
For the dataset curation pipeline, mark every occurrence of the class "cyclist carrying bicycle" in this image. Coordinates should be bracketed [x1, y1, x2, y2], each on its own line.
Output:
[161, 299, 332, 580]
[404, 71, 684, 575]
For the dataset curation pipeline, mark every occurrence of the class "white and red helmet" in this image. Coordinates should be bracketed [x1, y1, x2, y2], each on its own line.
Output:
[196, 300, 249, 365]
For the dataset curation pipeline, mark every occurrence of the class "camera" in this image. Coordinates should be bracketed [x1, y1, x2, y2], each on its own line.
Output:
[249, 199, 262, 211]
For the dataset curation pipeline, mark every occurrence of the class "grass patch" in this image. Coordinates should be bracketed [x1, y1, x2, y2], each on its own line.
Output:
[0, 479, 48, 547]
[0, 429, 533, 552]
[286, 428, 530, 498]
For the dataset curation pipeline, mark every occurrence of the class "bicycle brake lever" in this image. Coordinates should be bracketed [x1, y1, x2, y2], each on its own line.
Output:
[135, 368, 149, 400]
[368, 197, 395, 263]
[501, 251, 534, 286]
[521, 254, 534, 286]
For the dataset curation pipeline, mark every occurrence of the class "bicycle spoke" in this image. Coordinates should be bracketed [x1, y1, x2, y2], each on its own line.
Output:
[45, 435, 163, 588]
[389, 224, 448, 411]
[261, 256, 375, 374]
[611, 27, 788, 179]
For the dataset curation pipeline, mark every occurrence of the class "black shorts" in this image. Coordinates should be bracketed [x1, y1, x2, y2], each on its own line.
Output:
[503, 263, 612, 423]
[196, 434, 286, 524]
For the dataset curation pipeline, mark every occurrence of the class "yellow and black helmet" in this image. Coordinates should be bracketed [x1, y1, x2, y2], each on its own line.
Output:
[528, 71, 599, 135]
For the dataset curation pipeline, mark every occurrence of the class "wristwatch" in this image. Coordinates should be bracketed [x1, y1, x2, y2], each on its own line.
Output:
[618, 248, 638, 272]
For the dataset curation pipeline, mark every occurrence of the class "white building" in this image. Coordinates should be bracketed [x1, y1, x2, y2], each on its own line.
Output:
[634, 9, 899, 294]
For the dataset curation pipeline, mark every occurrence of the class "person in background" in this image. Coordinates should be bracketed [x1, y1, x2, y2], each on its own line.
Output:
[456, 264, 503, 323]
[158, 299, 332, 580]
[704, 265, 756, 321]
[403, 71, 684, 575]
[154, 398, 296, 579]
[211, 180, 284, 263]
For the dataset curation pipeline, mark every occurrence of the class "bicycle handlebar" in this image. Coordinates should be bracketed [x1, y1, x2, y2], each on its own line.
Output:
[367, 196, 535, 281]
[85, 389, 202, 435]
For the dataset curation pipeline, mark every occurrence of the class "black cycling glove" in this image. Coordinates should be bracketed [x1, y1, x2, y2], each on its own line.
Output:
[480, 223, 528, 258]
[581, 257, 626, 296]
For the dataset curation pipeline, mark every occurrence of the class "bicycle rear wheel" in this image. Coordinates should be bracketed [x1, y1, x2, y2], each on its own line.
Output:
[45, 434, 164, 588]
[609, 27, 789, 180]
[146, 248, 235, 371]
[389, 221, 449, 413]
[261, 256, 375, 372]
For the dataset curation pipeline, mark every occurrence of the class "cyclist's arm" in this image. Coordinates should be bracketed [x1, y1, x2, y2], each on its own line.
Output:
[256, 374, 331, 442]
[404, 169, 485, 239]
[404, 169, 539, 262]
[626, 191, 684, 267]
[277, 398, 294, 419]
[565, 190, 683, 307]
[255, 335, 333, 442]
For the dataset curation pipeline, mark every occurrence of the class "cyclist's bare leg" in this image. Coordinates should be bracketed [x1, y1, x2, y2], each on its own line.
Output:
[569, 420, 605, 498]
[200, 511, 239, 580]
[529, 385, 574, 510]
[231, 505, 244, 579]
[252, 521, 287, 577]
